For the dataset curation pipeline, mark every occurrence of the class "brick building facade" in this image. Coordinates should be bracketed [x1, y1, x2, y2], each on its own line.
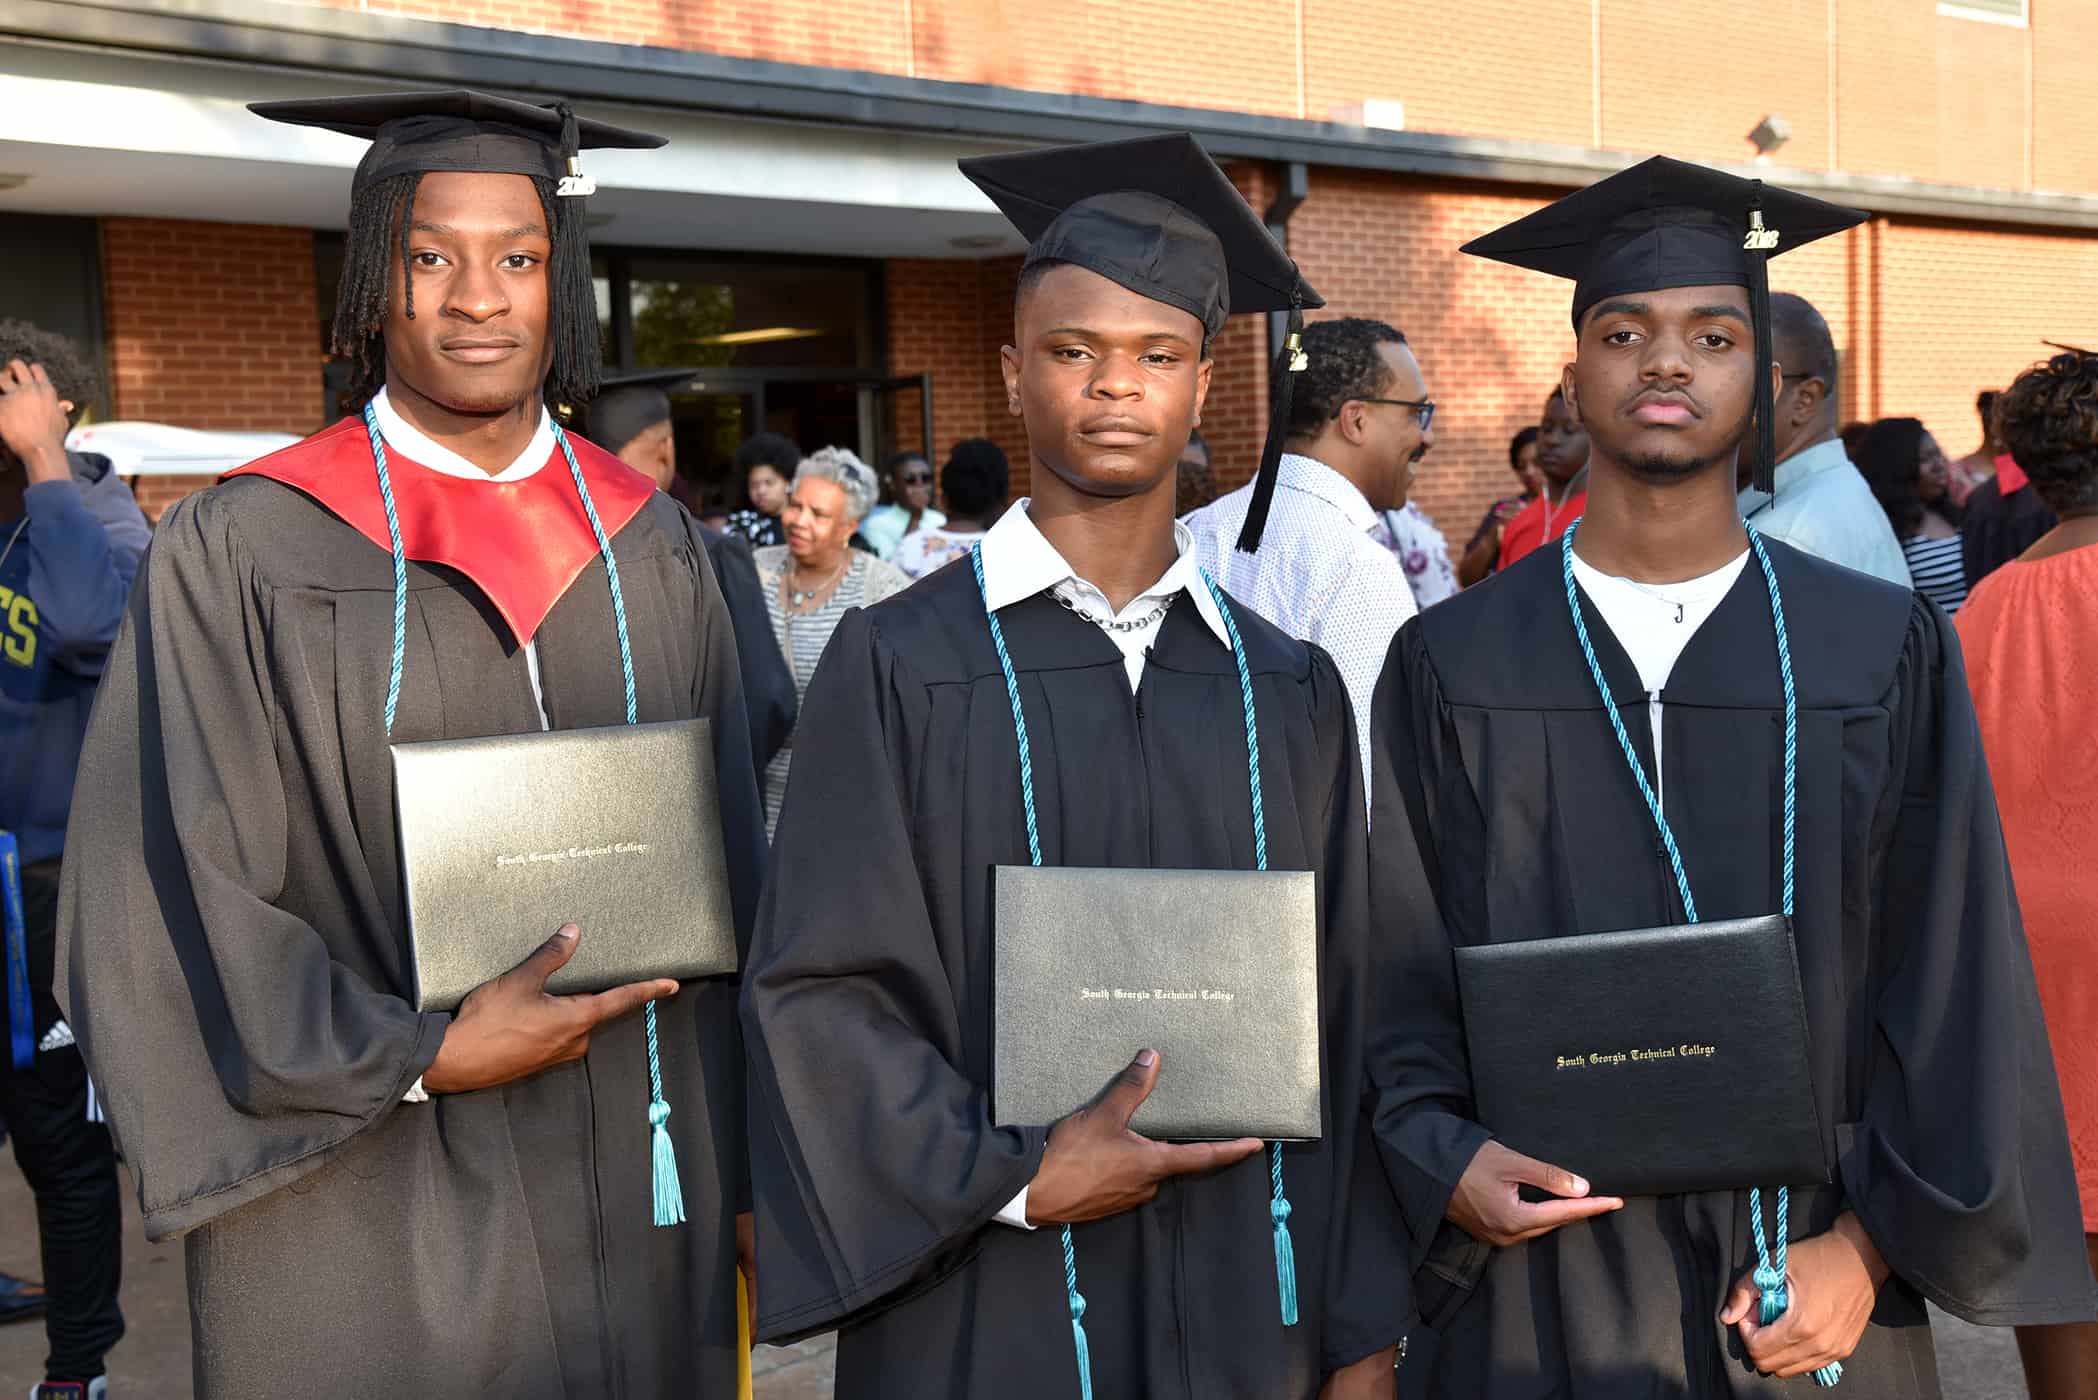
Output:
[7, 0, 2098, 538]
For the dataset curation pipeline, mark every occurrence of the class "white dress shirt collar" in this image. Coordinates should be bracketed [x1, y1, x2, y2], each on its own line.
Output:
[1276, 452, 1379, 532]
[977, 497, 1230, 647]
[372, 385, 555, 484]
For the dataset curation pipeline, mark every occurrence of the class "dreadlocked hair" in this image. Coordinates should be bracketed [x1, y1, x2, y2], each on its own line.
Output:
[332, 170, 602, 410]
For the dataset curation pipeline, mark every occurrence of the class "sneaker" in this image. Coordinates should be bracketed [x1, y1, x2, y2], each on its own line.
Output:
[31, 1380, 107, 1400]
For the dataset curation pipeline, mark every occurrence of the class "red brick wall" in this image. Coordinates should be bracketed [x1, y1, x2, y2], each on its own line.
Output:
[881, 165, 1274, 506]
[883, 163, 2098, 556]
[102, 219, 322, 431]
[296, 0, 2098, 197]
[1876, 218, 2098, 457]
[100, 217, 323, 519]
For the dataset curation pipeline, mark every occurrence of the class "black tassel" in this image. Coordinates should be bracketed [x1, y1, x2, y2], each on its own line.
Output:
[541, 173, 604, 407]
[1236, 288, 1306, 553]
[1746, 186, 1778, 497]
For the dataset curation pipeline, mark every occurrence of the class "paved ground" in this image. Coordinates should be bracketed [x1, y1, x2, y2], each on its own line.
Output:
[0, 1162, 2028, 1397]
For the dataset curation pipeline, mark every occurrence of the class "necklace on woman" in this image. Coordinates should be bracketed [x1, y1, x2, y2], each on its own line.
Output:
[1054, 585, 1176, 633]
[785, 556, 849, 610]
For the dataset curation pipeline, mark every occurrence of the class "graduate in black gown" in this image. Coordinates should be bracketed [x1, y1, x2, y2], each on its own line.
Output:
[56, 91, 766, 1397]
[741, 134, 1411, 1399]
[1367, 158, 2096, 1398]
[586, 368, 798, 772]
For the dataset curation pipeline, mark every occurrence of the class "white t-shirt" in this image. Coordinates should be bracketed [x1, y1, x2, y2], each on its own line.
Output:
[1568, 549, 1751, 813]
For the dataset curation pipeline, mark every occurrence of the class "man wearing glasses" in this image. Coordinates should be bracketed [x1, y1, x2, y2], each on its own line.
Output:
[1734, 291, 1909, 585]
[1184, 316, 1430, 791]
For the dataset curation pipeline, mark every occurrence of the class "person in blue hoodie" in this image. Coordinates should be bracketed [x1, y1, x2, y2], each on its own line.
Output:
[0, 320, 147, 1400]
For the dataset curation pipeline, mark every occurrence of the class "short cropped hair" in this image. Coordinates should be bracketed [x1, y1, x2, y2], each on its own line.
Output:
[734, 431, 801, 479]
[0, 319, 98, 426]
[1996, 349, 2098, 516]
[794, 445, 880, 522]
[940, 437, 1011, 518]
[1287, 318, 1408, 437]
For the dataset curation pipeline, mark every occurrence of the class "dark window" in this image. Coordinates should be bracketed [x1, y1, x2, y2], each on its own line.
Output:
[0, 214, 108, 419]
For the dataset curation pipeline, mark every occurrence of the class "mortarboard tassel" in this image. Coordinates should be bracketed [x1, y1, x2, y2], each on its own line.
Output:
[1235, 287, 1308, 553]
[1744, 190, 1780, 497]
[554, 103, 596, 198]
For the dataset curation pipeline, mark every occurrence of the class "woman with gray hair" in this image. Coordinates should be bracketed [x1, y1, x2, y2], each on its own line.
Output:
[754, 446, 910, 834]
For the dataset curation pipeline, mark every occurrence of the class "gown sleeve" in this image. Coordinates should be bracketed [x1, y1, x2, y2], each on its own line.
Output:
[682, 510, 770, 1218]
[54, 491, 448, 1241]
[1362, 621, 1493, 1263]
[697, 521, 797, 772]
[1841, 597, 2098, 1324]
[739, 608, 1048, 1340]
[1301, 647, 1421, 1372]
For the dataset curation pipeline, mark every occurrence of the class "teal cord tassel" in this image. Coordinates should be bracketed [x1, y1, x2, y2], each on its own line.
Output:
[1270, 1145, 1299, 1326]
[644, 1001, 686, 1226]
[649, 1096, 686, 1226]
[1062, 1225, 1094, 1400]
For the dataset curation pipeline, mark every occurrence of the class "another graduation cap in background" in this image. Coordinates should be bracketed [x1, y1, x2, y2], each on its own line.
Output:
[959, 134, 1322, 551]
[1462, 156, 1866, 494]
[250, 90, 666, 407]
[586, 368, 696, 458]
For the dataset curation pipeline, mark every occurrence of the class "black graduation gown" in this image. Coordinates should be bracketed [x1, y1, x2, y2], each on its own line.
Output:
[55, 474, 766, 1398]
[1960, 476, 2056, 591]
[699, 521, 797, 771]
[1367, 539, 2095, 1399]
[740, 559, 1411, 1398]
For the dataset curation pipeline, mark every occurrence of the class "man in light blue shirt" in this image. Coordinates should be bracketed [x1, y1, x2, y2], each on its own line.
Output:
[1736, 292, 1910, 586]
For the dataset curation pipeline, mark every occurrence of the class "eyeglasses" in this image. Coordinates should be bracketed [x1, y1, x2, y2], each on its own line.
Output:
[1356, 398, 1436, 432]
[898, 471, 933, 485]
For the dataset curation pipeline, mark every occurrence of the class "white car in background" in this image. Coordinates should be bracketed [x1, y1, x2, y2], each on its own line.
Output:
[65, 421, 300, 479]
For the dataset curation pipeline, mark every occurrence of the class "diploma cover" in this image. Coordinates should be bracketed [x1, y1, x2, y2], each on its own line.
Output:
[1455, 913, 1829, 1195]
[392, 717, 738, 1011]
[992, 865, 1321, 1141]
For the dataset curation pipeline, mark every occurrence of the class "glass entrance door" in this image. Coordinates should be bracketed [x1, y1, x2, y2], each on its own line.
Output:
[652, 369, 934, 513]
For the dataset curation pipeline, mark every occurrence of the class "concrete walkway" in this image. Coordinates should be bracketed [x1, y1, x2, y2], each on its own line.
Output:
[0, 1163, 2029, 1397]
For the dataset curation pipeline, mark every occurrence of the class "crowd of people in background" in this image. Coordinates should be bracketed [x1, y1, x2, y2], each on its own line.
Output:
[5, 105, 2098, 1400]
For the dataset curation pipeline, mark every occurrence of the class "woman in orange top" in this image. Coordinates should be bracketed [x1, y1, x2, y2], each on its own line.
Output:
[1958, 345, 2098, 1399]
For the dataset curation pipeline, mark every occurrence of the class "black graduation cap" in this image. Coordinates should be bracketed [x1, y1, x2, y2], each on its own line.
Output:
[585, 369, 695, 456]
[1463, 156, 1866, 494]
[959, 134, 1323, 551]
[249, 89, 666, 199]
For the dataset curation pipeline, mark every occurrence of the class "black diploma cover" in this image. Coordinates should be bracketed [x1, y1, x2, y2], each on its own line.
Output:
[992, 865, 1321, 1141]
[391, 717, 739, 1011]
[1455, 914, 1829, 1196]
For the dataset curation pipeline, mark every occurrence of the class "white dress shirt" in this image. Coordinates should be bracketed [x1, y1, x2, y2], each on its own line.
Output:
[1182, 453, 1417, 795]
[1569, 549, 1750, 816]
[372, 387, 557, 1103]
[975, 499, 1231, 1227]
[1736, 438, 1911, 588]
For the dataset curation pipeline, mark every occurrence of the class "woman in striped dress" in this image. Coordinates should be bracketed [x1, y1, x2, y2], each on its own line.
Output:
[754, 446, 910, 835]
[1859, 416, 1969, 612]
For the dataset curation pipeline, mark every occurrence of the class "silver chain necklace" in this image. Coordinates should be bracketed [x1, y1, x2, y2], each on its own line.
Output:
[1618, 576, 1694, 623]
[1054, 585, 1175, 634]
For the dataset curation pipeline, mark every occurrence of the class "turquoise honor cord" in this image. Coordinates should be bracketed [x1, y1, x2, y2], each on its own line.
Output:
[1560, 520, 1839, 1388]
[970, 546, 1298, 1400]
[364, 402, 686, 1228]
